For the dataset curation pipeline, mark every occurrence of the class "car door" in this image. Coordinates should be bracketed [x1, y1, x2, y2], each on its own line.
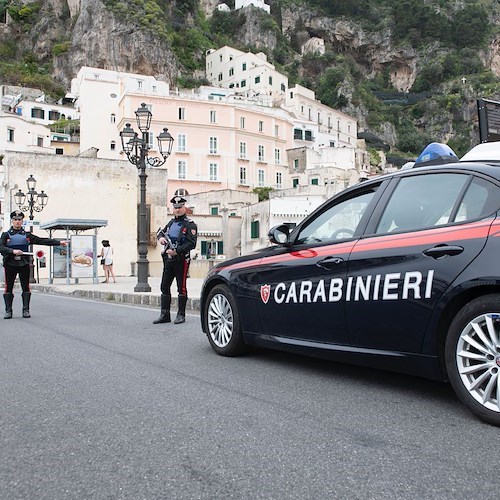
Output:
[256, 183, 381, 344]
[345, 171, 496, 353]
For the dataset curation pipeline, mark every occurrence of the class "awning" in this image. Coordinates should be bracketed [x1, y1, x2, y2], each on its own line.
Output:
[40, 218, 108, 232]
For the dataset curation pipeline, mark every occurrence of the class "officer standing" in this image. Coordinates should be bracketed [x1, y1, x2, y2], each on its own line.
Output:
[0, 210, 68, 319]
[153, 196, 197, 325]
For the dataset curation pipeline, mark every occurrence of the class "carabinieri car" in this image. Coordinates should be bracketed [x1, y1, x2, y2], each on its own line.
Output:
[200, 142, 500, 426]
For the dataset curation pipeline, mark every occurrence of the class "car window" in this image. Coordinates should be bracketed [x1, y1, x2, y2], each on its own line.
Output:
[295, 190, 376, 245]
[375, 173, 469, 234]
[455, 177, 500, 222]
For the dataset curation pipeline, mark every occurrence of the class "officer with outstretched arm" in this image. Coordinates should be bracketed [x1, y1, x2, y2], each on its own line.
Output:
[153, 196, 197, 325]
[0, 210, 68, 319]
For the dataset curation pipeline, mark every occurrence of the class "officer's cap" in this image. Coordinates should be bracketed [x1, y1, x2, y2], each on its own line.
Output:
[170, 195, 187, 208]
[10, 210, 24, 220]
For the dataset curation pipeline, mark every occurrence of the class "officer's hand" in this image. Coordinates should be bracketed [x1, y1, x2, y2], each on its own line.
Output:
[159, 237, 167, 245]
[13, 249, 23, 255]
[60, 240, 69, 247]
[167, 249, 177, 257]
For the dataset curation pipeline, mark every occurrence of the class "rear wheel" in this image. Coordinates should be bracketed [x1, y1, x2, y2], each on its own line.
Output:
[204, 284, 248, 356]
[445, 295, 500, 426]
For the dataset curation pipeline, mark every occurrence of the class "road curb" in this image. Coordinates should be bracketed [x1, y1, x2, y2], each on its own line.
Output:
[29, 284, 201, 312]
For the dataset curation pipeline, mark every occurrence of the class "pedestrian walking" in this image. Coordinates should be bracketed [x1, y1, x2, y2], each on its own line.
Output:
[153, 196, 197, 325]
[99, 239, 116, 283]
[0, 210, 68, 319]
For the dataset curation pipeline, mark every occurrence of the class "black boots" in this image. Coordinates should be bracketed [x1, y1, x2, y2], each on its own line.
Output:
[3, 293, 30, 319]
[153, 294, 171, 324]
[3, 293, 13, 319]
[174, 296, 187, 324]
[22, 292, 31, 318]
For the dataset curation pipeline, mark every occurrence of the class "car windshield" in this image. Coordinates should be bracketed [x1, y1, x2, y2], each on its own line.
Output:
[295, 190, 375, 245]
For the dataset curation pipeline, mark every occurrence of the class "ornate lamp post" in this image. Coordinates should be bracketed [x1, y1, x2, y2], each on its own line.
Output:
[121, 103, 174, 292]
[14, 174, 49, 283]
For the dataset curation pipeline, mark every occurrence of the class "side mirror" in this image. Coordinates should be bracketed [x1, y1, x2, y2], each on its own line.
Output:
[268, 224, 290, 245]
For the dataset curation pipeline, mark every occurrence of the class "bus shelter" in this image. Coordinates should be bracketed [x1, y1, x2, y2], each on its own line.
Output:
[40, 218, 108, 285]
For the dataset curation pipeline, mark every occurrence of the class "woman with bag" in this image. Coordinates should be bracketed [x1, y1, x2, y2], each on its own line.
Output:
[98, 240, 116, 283]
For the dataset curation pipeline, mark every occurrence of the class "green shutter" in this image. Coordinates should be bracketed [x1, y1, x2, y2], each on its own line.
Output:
[218, 241, 223, 254]
[201, 241, 207, 256]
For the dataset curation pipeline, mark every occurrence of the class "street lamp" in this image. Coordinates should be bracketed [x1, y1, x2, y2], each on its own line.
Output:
[14, 174, 49, 283]
[120, 103, 174, 292]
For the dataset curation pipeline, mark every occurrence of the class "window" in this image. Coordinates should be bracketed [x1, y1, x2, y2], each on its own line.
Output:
[55, 148, 64, 155]
[275, 125, 279, 137]
[276, 172, 282, 189]
[31, 108, 45, 119]
[330, 141, 335, 147]
[281, 83, 286, 92]
[209, 162, 218, 181]
[178, 107, 185, 120]
[239, 142, 247, 159]
[240, 167, 247, 185]
[456, 177, 500, 221]
[177, 134, 186, 152]
[7, 127, 14, 142]
[49, 110, 60, 121]
[240, 117, 245, 129]
[147, 131, 154, 149]
[258, 145, 265, 162]
[258, 121, 264, 132]
[37, 136, 44, 147]
[110, 113, 116, 123]
[177, 160, 186, 179]
[241, 80, 246, 88]
[110, 141, 116, 151]
[210, 110, 216, 123]
[293, 178, 299, 188]
[251, 220, 260, 239]
[229, 68, 234, 76]
[258, 169, 265, 187]
[274, 149, 281, 164]
[242, 63, 247, 71]
[137, 80, 143, 89]
[269, 76, 273, 85]
[376, 173, 470, 234]
[304, 130, 313, 141]
[294, 129, 303, 140]
[218, 73, 223, 81]
[297, 189, 376, 244]
[210, 206, 219, 215]
[209, 136, 218, 154]
[293, 159, 299, 170]
[255, 76, 260, 84]
[311, 178, 319, 185]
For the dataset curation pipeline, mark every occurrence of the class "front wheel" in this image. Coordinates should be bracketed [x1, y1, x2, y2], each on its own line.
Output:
[445, 294, 500, 426]
[204, 284, 248, 356]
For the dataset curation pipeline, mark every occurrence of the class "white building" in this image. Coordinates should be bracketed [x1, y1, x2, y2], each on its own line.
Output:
[0, 114, 53, 154]
[71, 66, 170, 160]
[206, 46, 288, 99]
[235, 0, 270, 13]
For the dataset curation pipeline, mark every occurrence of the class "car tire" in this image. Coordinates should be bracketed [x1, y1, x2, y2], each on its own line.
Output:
[204, 284, 248, 356]
[445, 294, 500, 426]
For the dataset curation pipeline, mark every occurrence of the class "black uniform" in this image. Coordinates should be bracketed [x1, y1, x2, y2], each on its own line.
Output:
[154, 213, 197, 324]
[0, 227, 63, 318]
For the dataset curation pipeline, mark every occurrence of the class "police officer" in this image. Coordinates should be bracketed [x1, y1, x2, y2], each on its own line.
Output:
[0, 210, 68, 319]
[153, 196, 197, 325]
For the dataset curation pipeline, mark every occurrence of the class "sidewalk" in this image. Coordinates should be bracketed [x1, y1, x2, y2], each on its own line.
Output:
[26, 276, 205, 312]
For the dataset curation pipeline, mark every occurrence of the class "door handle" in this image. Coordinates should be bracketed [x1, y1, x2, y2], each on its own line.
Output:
[423, 244, 464, 259]
[316, 256, 344, 269]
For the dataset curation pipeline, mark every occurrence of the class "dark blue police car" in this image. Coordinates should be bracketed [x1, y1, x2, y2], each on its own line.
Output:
[200, 142, 500, 425]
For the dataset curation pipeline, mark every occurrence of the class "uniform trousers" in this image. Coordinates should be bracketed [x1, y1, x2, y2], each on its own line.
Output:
[4, 265, 30, 293]
[160, 257, 190, 300]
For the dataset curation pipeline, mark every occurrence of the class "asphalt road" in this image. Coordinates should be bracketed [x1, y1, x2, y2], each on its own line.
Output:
[1, 293, 499, 499]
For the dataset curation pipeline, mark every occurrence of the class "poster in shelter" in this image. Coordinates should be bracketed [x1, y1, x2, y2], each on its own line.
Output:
[71, 235, 94, 278]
